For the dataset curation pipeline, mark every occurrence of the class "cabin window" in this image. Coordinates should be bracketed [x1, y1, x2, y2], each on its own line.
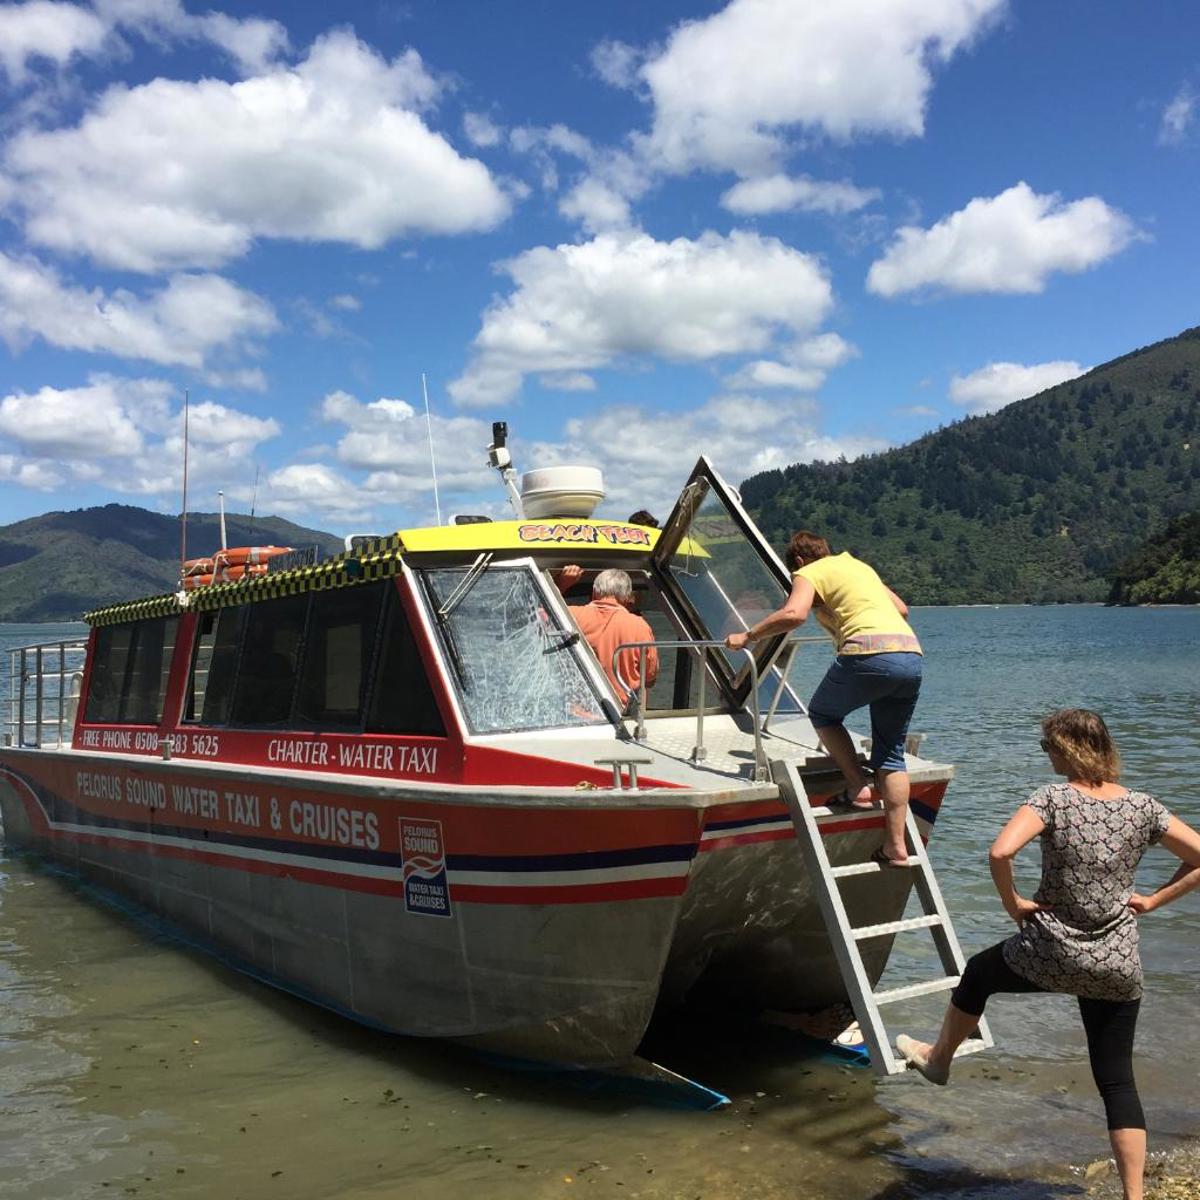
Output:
[229, 595, 308, 726]
[84, 616, 179, 724]
[295, 583, 386, 729]
[365, 586, 445, 736]
[191, 607, 244, 725]
[422, 566, 605, 734]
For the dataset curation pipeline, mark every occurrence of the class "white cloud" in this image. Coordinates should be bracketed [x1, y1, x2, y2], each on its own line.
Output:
[0, 378, 152, 458]
[320, 389, 494, 494]
[591, 39, 643, 90]
[463, 110, 503, 147]
[0, 0, 288, 83]
[866, 182, 1139, 298]
[450, 229, 833, 406]
[790, 332, 858, 370]
[637, 0, 1006, 175]
[0, 453, 63, 489]
[949, 360, 1087, 414]
[329, 293, 362, 312]
[260, 462, 370, 523]
[508, 122, 652, 235]
[538, 372, 596, 392]
[722, 334, 857, 392]
[0, 252, 278, 366]
[723, 361, 825, 391]
[721, 172, 881, 215]
[0, 376, 280, 496]
[3, 30, 510, 272]
[183, 399, 279, 448]
[527, 395, 888, 518]
[201, 367, 268, 391]
[558, 178, 633, 234]
[1160, 85, 1196, 146]
[0, 1, 108, 83]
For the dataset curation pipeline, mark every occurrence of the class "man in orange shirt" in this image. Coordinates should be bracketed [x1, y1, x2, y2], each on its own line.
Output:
[557, 566, 658, 704]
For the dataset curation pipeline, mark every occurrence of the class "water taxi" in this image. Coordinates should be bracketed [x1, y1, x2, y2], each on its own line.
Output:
[0, 431, 954, 1097]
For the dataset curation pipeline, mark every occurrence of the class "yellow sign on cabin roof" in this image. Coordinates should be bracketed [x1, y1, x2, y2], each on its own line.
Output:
[396, 519, 659, 554]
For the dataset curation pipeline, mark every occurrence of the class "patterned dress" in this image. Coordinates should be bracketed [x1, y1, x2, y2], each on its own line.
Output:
[1002, 783, 1171, 1001]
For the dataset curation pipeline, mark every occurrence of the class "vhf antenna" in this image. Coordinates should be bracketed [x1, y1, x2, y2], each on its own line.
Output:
[421, 373, 442, 526]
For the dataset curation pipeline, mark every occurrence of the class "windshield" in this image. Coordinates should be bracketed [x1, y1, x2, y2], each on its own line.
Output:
[422, 566, 607, 734]
[661, 487, 791, 678]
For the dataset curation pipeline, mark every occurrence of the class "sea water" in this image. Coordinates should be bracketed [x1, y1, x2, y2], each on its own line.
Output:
[1, 609, 1198, 1199]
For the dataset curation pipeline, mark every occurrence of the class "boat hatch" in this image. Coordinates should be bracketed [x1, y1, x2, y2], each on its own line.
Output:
[651, 456, 797, 709]
[419, 561, 613, 735]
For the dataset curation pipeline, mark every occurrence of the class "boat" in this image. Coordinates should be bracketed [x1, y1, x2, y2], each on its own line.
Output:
[0, 428, 954, 1097]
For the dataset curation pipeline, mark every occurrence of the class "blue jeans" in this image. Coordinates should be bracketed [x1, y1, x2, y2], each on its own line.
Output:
[807, 652, 923, 772]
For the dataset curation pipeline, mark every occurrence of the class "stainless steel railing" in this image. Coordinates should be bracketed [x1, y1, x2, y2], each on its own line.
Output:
[6, 640, 88, 749]
[608, 640, 761, 780]
[610, 635, 827, 782]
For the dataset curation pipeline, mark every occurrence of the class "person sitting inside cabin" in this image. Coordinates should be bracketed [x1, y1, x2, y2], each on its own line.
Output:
[627, 510, 659, 529]
[557, 566, 658, 705]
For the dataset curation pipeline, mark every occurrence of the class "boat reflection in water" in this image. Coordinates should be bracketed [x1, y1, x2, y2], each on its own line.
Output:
[0, 439, 953, 1104]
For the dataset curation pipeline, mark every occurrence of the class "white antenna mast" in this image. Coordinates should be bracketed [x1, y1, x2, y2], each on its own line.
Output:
[421, 372, 442, 526]
[218, 490, 228, 551]
[179, 390, 190, 575]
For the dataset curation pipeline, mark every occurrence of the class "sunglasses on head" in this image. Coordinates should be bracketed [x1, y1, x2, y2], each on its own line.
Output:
[1039, 738, 1052, 753]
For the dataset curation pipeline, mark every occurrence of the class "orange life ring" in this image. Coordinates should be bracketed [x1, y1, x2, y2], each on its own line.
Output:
[219, 546, 293, 566]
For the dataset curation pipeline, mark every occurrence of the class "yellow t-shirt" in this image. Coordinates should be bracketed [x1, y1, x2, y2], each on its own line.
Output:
[795, 552, 921, 655]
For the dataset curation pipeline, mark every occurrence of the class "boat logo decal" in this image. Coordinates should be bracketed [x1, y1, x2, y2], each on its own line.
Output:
[517, 523, 651, 546]
[399, 818, 453, 918]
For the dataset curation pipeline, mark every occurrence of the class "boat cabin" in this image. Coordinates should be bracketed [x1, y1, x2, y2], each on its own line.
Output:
[64, 458, 829, 790]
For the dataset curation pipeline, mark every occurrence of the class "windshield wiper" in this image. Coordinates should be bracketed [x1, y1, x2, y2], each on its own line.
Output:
[542, 629, 580, 654]
[436, 552, 493, 619]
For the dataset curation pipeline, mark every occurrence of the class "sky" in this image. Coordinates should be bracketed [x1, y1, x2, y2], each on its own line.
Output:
[0, 0, 1197, 535]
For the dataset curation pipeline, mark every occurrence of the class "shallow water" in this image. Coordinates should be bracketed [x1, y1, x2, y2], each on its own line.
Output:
[2, 608, 1199, 1199]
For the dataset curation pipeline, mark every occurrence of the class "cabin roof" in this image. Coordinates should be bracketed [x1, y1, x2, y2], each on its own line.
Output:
[83, 519, 660, 627]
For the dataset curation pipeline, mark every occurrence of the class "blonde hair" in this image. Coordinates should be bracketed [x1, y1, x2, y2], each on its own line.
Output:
[1041, 708, 1121, 784]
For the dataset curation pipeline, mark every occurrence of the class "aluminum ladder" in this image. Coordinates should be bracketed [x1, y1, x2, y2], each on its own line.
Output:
[772, 758, 993, 1077]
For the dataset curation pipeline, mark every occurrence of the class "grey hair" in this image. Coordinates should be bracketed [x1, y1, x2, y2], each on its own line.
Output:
[592, 568, 633, 601]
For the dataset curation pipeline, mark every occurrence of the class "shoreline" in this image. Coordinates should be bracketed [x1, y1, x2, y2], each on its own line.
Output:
[1086, 1139, 1200, 1198]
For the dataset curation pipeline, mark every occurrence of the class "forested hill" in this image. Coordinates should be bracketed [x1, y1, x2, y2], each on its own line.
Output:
[741, 326, 1200, 604]
[1107, 512, 1200, 605]
[0, 505, 343, 622]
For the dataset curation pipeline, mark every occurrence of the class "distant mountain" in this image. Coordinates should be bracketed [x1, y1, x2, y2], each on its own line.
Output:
[741, 326, 1200, 604]
[1107, 512, 1200, 605]
[0, 505, 345, 622]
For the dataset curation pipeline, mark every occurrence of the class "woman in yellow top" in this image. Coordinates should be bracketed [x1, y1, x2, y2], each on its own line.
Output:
[725, 531, 921, 866]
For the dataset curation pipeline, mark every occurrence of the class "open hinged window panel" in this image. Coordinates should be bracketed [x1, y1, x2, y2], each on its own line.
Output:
[650, 456, 797, 710]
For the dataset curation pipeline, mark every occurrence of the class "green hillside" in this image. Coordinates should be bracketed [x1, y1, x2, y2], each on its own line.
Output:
[1107, 512, 1200, 605]
[0, 505, 344, 621]
[741, 326, 1200, 604]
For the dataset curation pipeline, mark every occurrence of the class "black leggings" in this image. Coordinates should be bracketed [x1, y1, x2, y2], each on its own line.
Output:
[951, 941, 1144, 1131]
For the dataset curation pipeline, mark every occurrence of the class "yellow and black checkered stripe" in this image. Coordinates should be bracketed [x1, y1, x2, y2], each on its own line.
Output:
[85, 537, 407, 627]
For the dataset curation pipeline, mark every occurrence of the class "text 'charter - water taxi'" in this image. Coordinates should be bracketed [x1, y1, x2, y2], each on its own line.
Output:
[0, 426, 961, 1102]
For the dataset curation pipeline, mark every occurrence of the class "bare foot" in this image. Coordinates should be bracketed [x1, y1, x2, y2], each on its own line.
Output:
[895, 1035, 950, 1084]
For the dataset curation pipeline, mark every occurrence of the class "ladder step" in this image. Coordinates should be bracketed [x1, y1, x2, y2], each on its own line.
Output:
[851, 914, 942, 940]
[873, 976, 960, 1005]
[809, 804, 882, 820]
[952, 1038, 990, 1061]
[830, 858, 920, 878]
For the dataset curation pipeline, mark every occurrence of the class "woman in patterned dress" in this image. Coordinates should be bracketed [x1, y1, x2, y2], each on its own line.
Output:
[895, 708, 1200, 1200]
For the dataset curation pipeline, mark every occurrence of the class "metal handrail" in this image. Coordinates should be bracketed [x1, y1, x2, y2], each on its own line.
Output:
[6, 639, 88, 749]
[611, 639, 773, 779]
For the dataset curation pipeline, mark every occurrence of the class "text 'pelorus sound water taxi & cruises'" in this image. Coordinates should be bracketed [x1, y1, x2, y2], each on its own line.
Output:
[0, 424, 979, 1104]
